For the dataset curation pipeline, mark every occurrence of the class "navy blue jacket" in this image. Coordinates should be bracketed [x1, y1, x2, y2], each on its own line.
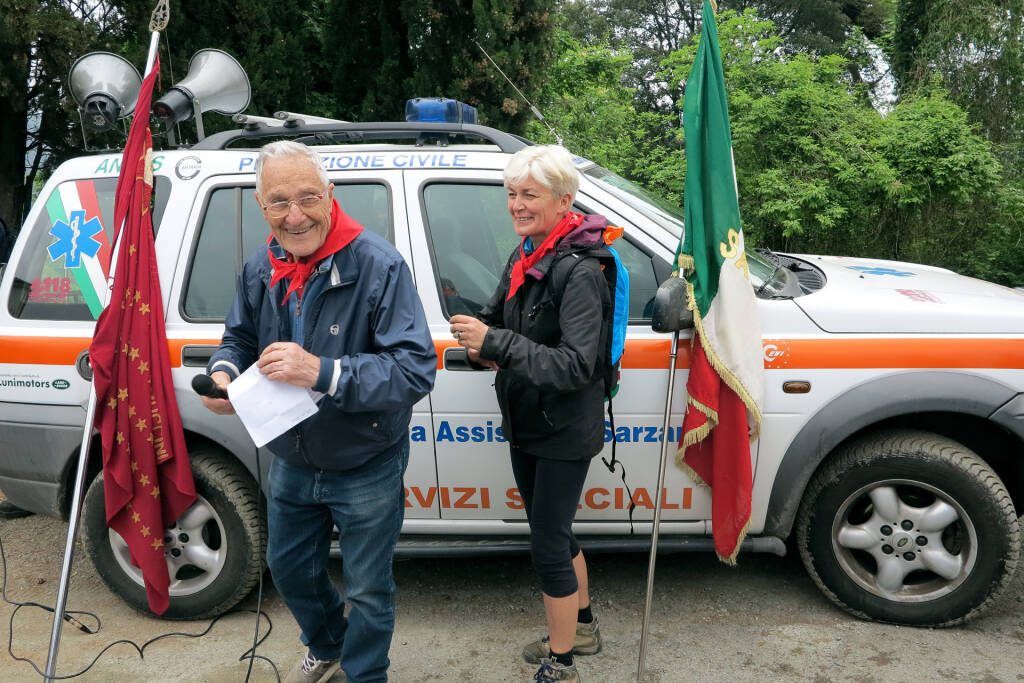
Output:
[209, 230, 437, 471]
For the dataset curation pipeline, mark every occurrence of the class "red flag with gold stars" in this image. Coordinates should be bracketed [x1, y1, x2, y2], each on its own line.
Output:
[89, 56, 197, 615]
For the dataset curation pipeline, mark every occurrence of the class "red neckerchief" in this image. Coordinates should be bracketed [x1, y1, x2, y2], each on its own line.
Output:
[506, 211, 584, 300]
[268, 198, 363, 305]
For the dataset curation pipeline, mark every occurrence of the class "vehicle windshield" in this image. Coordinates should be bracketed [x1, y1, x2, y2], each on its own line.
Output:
[746, 248, 789, 296]
[581, 164, 685, 235]
[582, 161, 802, 298]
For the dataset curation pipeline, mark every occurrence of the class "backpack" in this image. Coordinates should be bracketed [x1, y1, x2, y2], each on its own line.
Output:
[548, 229, 631, 482]
[547, 237, 629, 400]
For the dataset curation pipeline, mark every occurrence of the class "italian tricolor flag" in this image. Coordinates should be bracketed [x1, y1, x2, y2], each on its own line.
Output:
[676, 0, 764, 565]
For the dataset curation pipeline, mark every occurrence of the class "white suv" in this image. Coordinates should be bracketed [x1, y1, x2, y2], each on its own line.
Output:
[1, 114, 1022, 625]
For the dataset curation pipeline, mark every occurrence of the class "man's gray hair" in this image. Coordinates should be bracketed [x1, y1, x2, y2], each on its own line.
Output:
[503, 145, 580, 200]
[255, 140, 329, 195]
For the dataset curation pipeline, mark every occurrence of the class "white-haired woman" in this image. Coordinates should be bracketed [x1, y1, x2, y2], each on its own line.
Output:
[449, 145, 617, 682]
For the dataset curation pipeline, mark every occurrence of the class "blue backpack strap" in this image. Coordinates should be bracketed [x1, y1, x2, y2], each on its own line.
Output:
[604, 244, 629, 369]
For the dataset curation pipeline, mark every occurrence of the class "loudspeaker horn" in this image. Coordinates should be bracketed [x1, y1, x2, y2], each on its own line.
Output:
[152, 49, 251, 124]
[68, 52, 143, 132]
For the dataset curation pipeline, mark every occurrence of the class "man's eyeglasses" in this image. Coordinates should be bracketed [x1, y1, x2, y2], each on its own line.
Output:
[262, 194, 325, 218]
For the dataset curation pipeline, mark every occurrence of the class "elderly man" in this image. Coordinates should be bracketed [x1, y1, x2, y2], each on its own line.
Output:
[202, 140, 436, 683]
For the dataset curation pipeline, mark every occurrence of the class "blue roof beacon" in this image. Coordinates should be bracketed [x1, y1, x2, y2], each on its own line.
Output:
[405, 97, 478, 124]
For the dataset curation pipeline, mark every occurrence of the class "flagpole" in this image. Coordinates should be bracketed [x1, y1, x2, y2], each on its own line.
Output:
[44, 4, 168, 678]
[636, 328, 681, 683]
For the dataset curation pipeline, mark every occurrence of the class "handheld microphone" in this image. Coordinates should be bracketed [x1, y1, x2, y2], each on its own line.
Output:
[191, 374, 229, 400]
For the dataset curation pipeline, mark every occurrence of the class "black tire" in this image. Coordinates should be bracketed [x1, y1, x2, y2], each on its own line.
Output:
[795, 429, 1020, 626]
[82, 447, 266, 620]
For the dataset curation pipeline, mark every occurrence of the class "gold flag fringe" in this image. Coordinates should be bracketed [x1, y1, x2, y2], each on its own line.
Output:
[673, 247, 762, 565]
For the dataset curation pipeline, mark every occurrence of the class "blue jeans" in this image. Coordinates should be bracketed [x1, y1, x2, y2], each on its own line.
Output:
[267, 440, 408, 683]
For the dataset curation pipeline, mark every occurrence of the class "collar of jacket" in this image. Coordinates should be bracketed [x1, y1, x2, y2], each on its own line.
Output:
[520, 213, 608, 281]
[264, 234, 361, 291]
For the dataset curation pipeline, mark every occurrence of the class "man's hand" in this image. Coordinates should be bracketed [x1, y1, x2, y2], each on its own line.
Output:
[258, 342, 321, 387]
[450, 315, 498, 370]
[201, 371, 235, 415]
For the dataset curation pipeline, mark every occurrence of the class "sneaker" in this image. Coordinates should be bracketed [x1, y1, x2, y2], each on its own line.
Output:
[533, 657, 581, 682]
[522, 618, 602, 664]
[284, 649, 342, 683]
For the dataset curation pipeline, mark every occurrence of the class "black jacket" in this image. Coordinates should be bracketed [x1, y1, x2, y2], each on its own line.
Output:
[478, 214, 610, 460]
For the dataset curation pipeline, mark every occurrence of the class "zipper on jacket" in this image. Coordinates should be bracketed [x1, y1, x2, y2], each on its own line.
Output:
[295, 431, 312, 468]
[539, 394, 554, 428]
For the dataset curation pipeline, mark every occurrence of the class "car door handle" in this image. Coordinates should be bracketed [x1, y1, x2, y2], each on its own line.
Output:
[181, 345, 218, 367]
[443, 346, 492, 371]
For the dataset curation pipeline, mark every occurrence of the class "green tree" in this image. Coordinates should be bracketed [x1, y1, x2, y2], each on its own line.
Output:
[888, 0, 1024, 283]
[325, 1, 413, 122]
[0, 0, 105, 231]
[327, 0, 557, 133]
[891, 1, 1024, 149]
[117, 0, 327, 134]
[730, 0, 893, 52]
[659, 10, 1020, 283]
[0, 0, 328, 232]
[557, 0, 895, 115]
[525, 30, 683, 198]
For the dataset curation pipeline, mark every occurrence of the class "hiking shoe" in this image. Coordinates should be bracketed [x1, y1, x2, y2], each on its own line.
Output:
[284, 649, 342, 683]
[533, 657, 581, 682]
[522, 618, 602, 664]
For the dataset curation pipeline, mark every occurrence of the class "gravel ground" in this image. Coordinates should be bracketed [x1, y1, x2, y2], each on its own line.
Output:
[0, 508, 1022, 682]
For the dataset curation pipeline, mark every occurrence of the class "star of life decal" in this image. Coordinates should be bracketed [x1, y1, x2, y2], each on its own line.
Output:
[48, 210, 103, 268]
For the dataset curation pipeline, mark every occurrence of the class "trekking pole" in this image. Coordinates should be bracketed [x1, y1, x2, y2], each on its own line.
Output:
[636, 327, 681, 682]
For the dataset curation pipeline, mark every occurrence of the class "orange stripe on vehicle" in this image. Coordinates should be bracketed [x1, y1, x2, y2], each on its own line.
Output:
[0, 337, 91, 365]
[8, 336, 1019, 372]
[0, 337, 221, 368]
[622, 339, 692, 370]
[763, 338, 1024, 370]
[434, 337, 1024, 371]
[166, 339, 223, 367]
[433, 338, 693, 370]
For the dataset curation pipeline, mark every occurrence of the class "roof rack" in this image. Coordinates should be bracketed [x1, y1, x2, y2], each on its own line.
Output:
[232, 111, 349, 127]
[192, 121, 531, 154]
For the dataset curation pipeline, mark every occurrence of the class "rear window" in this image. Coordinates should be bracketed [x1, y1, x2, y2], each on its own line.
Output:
[6, 177, 170, 321]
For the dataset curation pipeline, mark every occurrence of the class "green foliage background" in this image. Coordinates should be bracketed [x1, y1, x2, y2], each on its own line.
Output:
[532, 4, 1023, 286]
[1, 0, 1021, 287]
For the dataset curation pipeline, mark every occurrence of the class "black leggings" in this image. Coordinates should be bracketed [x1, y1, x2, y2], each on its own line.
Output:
[510, 448, 592, 598]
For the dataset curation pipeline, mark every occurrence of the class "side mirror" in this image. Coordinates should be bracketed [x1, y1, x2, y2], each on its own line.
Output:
[650, 277, 694, 333]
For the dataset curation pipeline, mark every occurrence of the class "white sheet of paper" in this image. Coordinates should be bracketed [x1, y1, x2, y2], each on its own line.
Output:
[227, 362, 321, 447]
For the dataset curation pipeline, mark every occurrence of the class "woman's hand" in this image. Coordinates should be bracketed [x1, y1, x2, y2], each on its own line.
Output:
[450, 315, 498, 370]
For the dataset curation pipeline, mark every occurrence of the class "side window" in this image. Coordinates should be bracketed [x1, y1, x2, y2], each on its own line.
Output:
[423, 182, 665, 321]
[334, 184, 392, 242]
[572, 205, 664, 322]
[7, 176, 169, 321]
[610, 236, 661, 322]
[184, 182, 391, 321]
[184, 188, 246, 320]
[423, 183, 510, 316]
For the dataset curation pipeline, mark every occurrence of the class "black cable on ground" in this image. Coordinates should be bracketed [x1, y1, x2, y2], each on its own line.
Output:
[239, 446, 278, 682]
[0, 533, 279, 681]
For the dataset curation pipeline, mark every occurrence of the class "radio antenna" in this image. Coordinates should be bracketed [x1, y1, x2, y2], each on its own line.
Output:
[473, 40, 563, 146]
